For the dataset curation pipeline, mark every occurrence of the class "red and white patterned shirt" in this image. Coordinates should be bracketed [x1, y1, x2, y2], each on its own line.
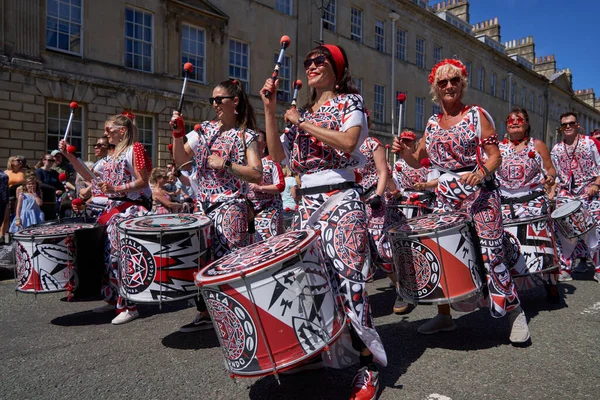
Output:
[186, 121, 258, 204]
[551, 135, 600, 196]
[392, 158, 429, 190]
[497, 139, 545, 194]
[247, 156, 285, 210]
[100, 142, 152, 200]
[356, 137, 382, 191]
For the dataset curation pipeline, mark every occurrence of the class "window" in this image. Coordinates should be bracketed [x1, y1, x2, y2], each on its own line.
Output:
[520, 86, 526, 107]
[353, 77, 362, 95]
[415, 96, 425, 131]
[465, 61, 472, 86]
[125, 7, 153, 72]
[529, 90, 535, 111]
[47, 102, 84, 157]
[135, 115, 155, 163]
[416, 37, 425, 68]
[275, 0, 293, 15]
[322, 0, 336, 32]
[350, 7, 363, 43]
[433, 45, 442, 65]
[182, 24, 205, 83]
[477, 67, 485, 92]
[46, 0, 82, 54]
[275, 53, 291, 103]
[375, 19, 385, 52]
[490, 73, 497, 97]
[229, 39, 249, 92]
[374, 84, 385, 123]
[432, 103, 442, 116]
[501, 78, 507, 101]
[538, 94, 543, 115]
[396, 29, 407, 61]
[396, 91, 407, 126]
[511, 82, 517, 105]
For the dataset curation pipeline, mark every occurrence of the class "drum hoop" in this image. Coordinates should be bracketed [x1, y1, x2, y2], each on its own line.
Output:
[502, 214, 549, 228]
[551, 200, 582, 219]
[14, 223, 100, 240]
[387, 212, 471, 237]
[197, 230, 319, 285]
[117, 214, 212, 235]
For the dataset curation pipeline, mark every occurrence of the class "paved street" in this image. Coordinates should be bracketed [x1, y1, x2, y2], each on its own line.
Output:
[0, 267, 598, 400]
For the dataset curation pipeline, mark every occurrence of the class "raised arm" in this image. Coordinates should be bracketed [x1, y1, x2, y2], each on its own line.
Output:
[260, 78, 286, 163]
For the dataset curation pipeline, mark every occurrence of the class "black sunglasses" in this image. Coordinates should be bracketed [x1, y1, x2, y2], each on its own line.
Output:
[44, 158, 55, 162]
[94, 144, 108, 148]
[437, 77, 461, 88]
[303, 55, 327, 70]
[209, 96, 235, 105]
[560, 121, 577, 128]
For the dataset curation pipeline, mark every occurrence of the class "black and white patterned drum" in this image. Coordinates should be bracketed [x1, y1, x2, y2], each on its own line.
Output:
[551, 200, 597, 239]
[387, 212, 483, 304]
[117, 214, 212, 303]
[196, 230, 344, 377]
[14, 223, 102, 294]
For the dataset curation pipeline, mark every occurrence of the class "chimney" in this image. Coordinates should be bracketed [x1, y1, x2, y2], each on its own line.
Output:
[534, 54, 556, 79]
[472, 17, 501, 42]
[432, 0, 470, 23]
[504, 36, 535, 64]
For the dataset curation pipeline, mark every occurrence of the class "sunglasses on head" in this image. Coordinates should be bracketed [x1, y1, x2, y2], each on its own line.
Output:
[436, 77, 461, 88]
[506, 116, 526, 125]
[560, 121, 577, 128]
[209, 96, 235, 105]
[303, 55, 327, 70]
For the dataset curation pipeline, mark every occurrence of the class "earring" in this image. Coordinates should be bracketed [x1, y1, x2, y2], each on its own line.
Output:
[335, 84, 339, 90]
[234, 109, 239, 115]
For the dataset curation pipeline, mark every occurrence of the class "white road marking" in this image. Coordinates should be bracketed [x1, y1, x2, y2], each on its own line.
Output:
[426, 394, 453, 400]
[580, 302, 600, 315]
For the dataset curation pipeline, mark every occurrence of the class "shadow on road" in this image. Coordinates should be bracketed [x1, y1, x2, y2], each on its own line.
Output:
[161, 330, 220, 350]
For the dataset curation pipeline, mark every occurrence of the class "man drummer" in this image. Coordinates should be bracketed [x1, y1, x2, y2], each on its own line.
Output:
[550, 112, 600, 283]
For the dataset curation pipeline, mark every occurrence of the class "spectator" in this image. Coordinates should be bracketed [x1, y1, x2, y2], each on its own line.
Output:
[35, 154, 63, 196]
[281, 166, 298, 210]
[9, 171, 44, 232]
[1, 155, 29, 237]
[149, 168, 182, 214]
[163, 173, 182, 202]
[0, 170, 7, 243]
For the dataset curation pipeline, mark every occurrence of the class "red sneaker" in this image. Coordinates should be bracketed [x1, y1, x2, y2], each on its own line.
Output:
[349, 366, 379, 400]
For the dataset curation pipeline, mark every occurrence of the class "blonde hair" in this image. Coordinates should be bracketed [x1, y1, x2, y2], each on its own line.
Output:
[106, 114, 138, 158]
[7, 155, 27, 171]
[429, 63, 469, 104]
[282, 165, 292, 177]
[150, 167, 167, 185]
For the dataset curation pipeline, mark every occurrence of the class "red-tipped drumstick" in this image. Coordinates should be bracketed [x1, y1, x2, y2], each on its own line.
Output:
[396, 93, 406, 137]
[291, 80, 303, 108]
[385, 144, 390, 160]
[264, 35, 291, 98]
[62, 102, 79, 141]
[528, 150, 547, 179]
[67, 145, 76, 154]
[420, 158, 461, 178]
[194, 123, 201, 133]
[177, 62, 194, 113]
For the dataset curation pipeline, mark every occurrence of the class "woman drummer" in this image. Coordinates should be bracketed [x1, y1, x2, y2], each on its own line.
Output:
[170, 79, 263, 333]
[261, 44, 385, 399]
[60, 113, 152, 324]
[496, 107, 559, 301]
[392, 59, 530, 344]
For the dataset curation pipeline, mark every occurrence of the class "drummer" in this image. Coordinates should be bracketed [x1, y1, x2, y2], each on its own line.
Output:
[247, 129, 285, 241]
[170, 79, 263, 332]
[550, 112, 600, 283]
[60, 113, 152, 324]
[496, 107, 559, 301]
[261, 44, 385, 399]
[392, 59, 530, 344]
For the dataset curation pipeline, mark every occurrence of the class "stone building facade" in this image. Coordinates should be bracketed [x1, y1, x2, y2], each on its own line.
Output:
[0, 0, 599, 167]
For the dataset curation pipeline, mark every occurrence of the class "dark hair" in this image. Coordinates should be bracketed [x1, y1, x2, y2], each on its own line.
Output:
[256, 129, 268, 156]
[507, 106, 531, 136]
[302, 45, 359, 110]
[216, 79, 257, 132]
[559, 111, 578, 123]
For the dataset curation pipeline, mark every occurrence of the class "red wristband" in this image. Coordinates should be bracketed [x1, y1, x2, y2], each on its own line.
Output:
[171, 117, 185, 138]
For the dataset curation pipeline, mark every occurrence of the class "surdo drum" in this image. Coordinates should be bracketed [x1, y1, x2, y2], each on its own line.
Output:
[396, 204, 427, 220]
[196, 230, 345, 378]
[551, 200, 597, 239]
[117, 214, 211, 304]
[14, 222, 104, 295]
[387, 212, 483, 304]
[502, 215, 558, 290]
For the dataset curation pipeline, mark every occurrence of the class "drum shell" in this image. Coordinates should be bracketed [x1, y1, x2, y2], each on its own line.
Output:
[117, 222, 211, 303]
[387, 213, 483, 304]
[198, 233, 344, 377]
[551, 200, 597, 239]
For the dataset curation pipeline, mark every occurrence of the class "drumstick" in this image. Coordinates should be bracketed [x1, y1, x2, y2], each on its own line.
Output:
[396, 93, 406, 137]
[385, 144, 390, 160]
[62, 102, 79, 141]
[291, 80, 302, 108]
[177, 62, 194, 113]
[58, 173, 74, 203]
[420, 158, 462, 179]
[528, 151, 548, 180]
[263, 35, 291, 98]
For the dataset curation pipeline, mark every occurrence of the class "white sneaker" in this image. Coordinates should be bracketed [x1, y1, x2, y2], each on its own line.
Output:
[93, 303, 116, 313]
[557, 271, 573, 282]
[508, 307, 531, 344]
[111, 309, 140, 325]
[594, 272, 600, 283]
[417, 314, 456, 335]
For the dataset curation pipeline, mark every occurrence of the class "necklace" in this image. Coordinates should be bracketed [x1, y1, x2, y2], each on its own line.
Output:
[510, 136, 529, 146]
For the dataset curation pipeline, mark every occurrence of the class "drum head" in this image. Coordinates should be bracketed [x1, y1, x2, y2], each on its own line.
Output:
[387, 212, 470, 236]
[198, 230, 318, 285]
[118, 213, 212, 234]
[14, 222, 98, 239]
[551, 200, 581, 219]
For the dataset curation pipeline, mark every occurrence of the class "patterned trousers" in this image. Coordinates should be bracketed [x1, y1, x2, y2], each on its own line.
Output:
[253, 200, 284, 242]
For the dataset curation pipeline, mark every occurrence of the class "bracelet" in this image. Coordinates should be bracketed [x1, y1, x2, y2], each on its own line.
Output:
[475, 170, 485, 180]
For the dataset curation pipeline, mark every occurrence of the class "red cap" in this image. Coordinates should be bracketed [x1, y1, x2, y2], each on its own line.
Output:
[58, 173, 67, 182]
[400, 131, 416, 141]
[72, 198, 83, 206]
[420, 158, 432, 168]
[280, 35, 291, 48]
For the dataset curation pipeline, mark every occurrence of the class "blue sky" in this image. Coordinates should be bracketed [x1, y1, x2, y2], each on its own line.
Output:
[468, 0, 600, 97]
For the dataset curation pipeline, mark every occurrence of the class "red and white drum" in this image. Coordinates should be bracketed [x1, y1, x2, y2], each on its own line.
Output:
[551, 200, 597, 239]
[117, 214, 212, 304]
[196, 230, 344, 377]
[14, 223, 102, 294]
[503, 215, 558, 290]
[387, 212, 483, 304]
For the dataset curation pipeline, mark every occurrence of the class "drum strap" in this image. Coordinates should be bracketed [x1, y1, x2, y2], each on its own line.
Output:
[297, 181, 359, 196]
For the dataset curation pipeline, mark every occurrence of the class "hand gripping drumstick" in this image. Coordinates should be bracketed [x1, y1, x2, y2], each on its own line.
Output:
[177, 62, 194, 113]
[396, 93, 406, 137]
[62, 102, 79, 142]
[528, 151, 548, 180]
[420, 158, 462, 179]
[264, 35, 291, 98]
